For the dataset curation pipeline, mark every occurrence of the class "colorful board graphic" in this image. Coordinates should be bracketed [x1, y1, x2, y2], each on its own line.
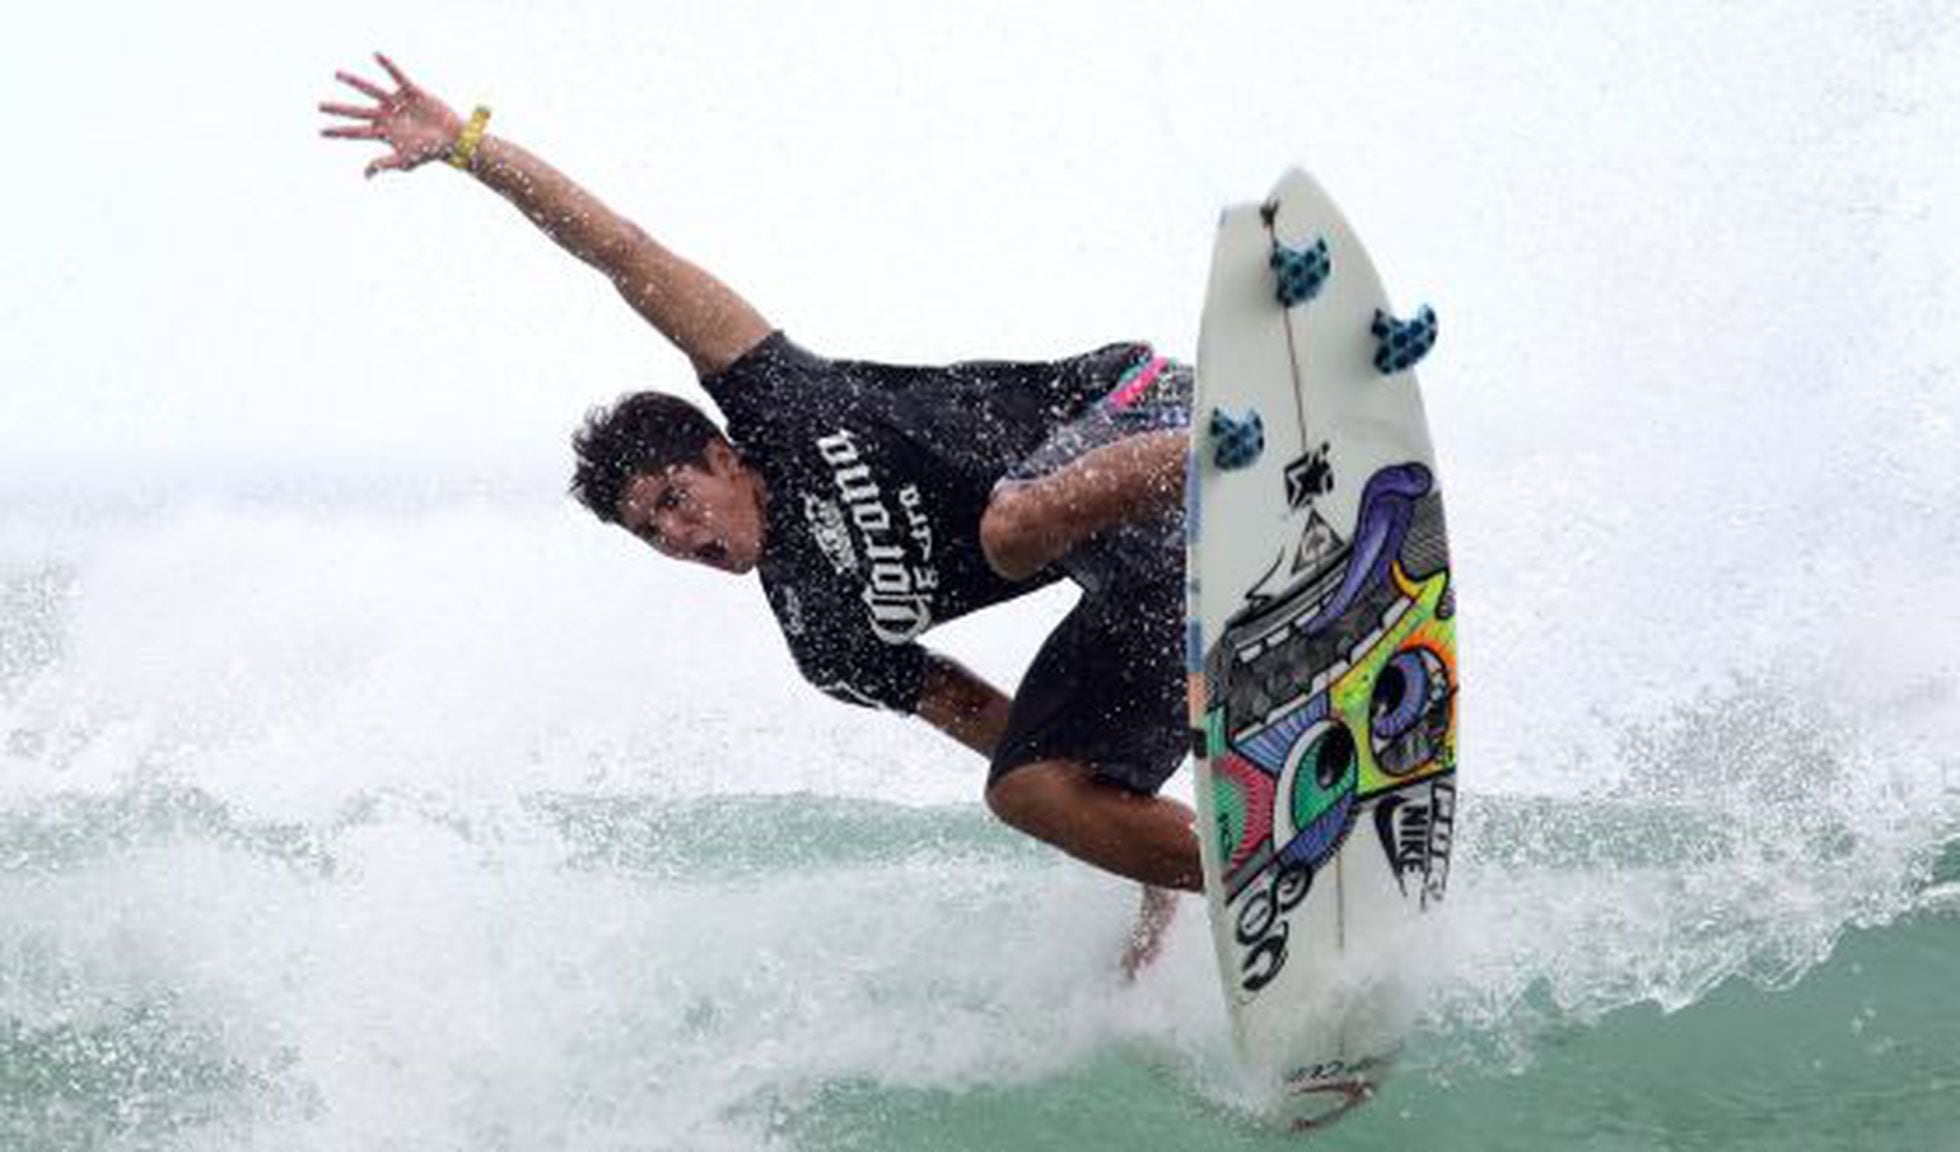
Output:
[1188, 169, 1457, 1130]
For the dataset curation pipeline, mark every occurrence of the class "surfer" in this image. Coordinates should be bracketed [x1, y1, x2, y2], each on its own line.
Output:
[320, 55, 1198, 973]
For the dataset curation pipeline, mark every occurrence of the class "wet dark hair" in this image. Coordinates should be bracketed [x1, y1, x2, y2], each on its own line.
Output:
[569, 391, 728, 524]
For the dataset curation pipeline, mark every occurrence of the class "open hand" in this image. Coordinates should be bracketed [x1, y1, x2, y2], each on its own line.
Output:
[319, 53, 465, 178]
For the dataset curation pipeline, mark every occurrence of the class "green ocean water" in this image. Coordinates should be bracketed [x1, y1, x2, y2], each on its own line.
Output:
[0, 783, 1953, 1152]
[784, 905, 1960, 1152]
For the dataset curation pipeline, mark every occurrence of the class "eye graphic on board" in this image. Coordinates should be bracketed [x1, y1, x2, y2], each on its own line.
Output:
[1369, 645, 1452, 779]
[1312, 723, 1356, 790]
[1273, 719, 1359, 871]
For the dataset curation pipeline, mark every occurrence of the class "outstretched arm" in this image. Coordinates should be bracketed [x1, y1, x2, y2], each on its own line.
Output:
[979, 430, 1186, 582]
[320, 53, 771, 376]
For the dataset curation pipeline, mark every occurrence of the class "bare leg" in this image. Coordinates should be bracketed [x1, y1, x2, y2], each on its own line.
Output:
[1120, 883, 1180, 981]
[985, 759, 1202, 890]
[986, 760, 1198, 976]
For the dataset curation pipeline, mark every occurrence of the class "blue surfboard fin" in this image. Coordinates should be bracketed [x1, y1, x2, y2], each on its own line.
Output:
[1210, 408, 1266, 470]
[1270, 237, 1332, 308]
[1372, 306, 1437, 374]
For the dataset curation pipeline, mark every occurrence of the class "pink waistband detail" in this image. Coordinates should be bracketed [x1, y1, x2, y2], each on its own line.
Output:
[1104, 355, 1168, 411]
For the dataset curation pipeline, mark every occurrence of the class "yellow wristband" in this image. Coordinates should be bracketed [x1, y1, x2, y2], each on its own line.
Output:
[448, 105, 492, 169]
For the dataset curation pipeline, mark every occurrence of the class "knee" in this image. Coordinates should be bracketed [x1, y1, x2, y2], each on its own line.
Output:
[984, 771, 1032, 830]
[985, 767, 1050, 835]
[986, 760, 1091, 840]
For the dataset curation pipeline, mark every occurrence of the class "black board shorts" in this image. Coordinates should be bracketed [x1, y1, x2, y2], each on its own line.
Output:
[987, 356, 1191, 796]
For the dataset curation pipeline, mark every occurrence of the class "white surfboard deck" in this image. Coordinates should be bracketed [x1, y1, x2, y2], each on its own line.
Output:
[1186, 169, 1458, 1130]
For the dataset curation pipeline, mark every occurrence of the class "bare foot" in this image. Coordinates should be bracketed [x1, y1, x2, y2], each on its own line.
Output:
[1120, 884, 1179, 981]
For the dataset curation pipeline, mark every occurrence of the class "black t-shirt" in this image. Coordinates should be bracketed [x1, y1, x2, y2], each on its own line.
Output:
[699, 332, 1149, 713]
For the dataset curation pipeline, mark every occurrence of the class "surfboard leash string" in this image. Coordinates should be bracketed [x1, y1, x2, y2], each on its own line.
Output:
[1260, 201, 1312, 458]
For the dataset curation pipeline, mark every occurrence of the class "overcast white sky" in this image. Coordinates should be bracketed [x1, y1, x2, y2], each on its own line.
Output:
[2, 1, 1955, 497]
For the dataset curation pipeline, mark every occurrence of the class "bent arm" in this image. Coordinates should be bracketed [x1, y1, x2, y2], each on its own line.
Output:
[915, 652, 1013, 759]
[979, 430, 1187, 582]
[464, 136, 772, 375]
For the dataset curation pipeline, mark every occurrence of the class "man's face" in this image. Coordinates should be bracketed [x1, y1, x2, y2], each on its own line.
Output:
[616, 441, 765, 574]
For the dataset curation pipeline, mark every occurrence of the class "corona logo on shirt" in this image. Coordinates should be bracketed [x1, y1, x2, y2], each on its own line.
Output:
[814, 428, 940, 644]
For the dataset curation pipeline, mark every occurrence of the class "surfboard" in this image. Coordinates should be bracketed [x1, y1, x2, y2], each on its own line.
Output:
[1185, 169, 1458, 1130]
